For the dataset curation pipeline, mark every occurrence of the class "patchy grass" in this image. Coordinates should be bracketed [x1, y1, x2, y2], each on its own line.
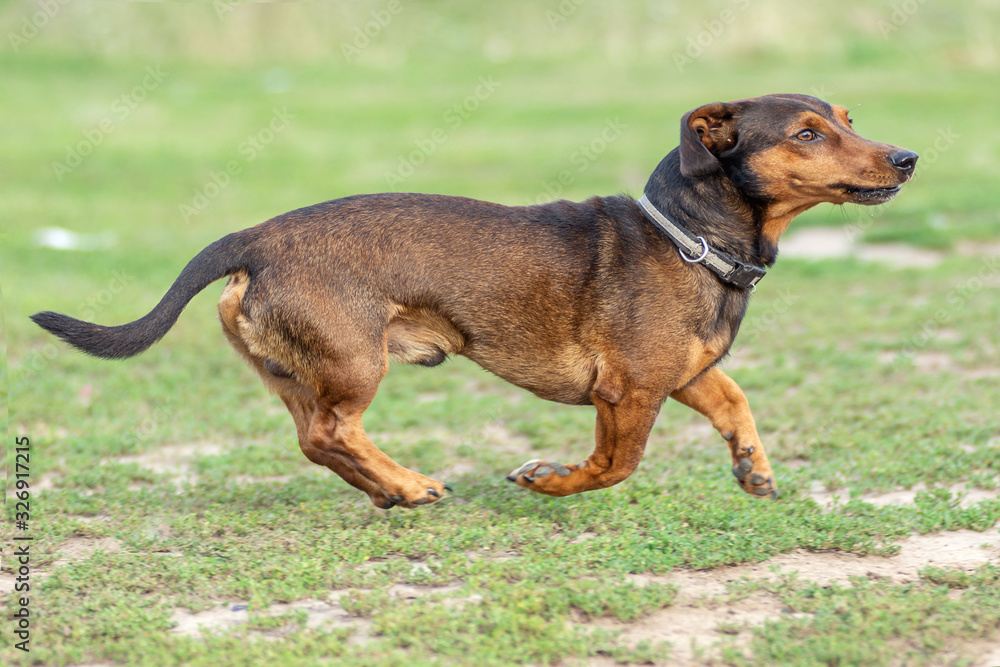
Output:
[3, 0, 1000, 664]
[731, 566, 1000, 667]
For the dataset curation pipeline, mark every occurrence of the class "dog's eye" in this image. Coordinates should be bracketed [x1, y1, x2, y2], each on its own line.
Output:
[796, 129, 817, 141]
[847, 118, 854, 126]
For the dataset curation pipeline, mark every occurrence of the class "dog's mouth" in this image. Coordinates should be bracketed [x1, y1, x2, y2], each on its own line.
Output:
[838, 184, 902, 205]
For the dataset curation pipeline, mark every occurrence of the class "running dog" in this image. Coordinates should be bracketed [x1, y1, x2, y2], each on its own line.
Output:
[32, 94, 918, 509]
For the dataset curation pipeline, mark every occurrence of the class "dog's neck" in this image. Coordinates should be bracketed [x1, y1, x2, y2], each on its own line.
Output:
[642, 150, 779, 267]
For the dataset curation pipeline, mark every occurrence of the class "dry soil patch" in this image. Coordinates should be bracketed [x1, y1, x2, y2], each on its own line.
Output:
[587, 522, 1000, 665]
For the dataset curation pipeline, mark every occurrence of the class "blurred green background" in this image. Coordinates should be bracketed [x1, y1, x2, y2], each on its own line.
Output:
[3, 0, 998, 377]
[2, 0, 998, 250]
[1, 0, 997, 328]
[0, 0, 990, 413]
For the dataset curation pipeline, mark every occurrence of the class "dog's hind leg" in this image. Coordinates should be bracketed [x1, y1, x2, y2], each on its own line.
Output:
[670, 366, 777, 498]
[258, 349, 450, 509]
[217, 273, 448, 509]
[274, 386, 393, 505]
[289, 370, 449, 509]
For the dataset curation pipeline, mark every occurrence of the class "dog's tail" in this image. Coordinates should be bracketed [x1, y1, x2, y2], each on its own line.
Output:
[30, 229, 254, 360]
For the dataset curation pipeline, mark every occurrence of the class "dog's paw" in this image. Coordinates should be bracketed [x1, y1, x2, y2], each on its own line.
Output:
[506, 459, 582, 496]
[372, 480, 452, 510]
[731, 450, 777, 499]
[506, 459, 574, 483]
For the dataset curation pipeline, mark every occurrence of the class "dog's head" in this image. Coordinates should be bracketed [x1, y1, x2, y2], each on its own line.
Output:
[679, 93, 917, 210]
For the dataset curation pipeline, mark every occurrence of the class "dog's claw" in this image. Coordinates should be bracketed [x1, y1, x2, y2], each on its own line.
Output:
[508, 459, 578, 493]
[444, 484, 454, 492]
[507, 459, 540, 483]
[732, 455, 776, 499]
[381, 485, 449, 509]
[732, 457, 754, 482]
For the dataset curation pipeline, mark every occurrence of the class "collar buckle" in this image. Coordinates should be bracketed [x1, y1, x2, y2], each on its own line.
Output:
[637, 193, 767, 292]
[722, 259, 767, 291]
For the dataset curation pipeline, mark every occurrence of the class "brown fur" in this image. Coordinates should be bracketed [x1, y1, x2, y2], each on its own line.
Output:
[31, 94, 917, 509]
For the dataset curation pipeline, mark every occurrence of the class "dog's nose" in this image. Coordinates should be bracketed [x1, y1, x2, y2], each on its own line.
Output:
[888, 150, 919, 173]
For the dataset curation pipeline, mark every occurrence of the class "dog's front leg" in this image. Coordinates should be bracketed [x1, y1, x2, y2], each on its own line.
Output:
[507, 386, 660, 497]
[671, 366, 777, 498]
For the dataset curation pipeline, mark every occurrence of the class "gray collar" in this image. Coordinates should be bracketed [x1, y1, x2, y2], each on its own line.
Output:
[637, 194, 766, 291]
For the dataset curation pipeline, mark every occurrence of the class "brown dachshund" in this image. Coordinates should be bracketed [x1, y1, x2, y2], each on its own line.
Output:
[32, 94, 917, 509]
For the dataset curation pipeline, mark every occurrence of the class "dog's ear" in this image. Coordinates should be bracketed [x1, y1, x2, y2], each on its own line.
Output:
[679, 102, 739, 178]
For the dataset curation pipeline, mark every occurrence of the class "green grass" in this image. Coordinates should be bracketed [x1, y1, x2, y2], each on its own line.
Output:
[3, 0, 1000, 664]
[725, 566, 1000, 666]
